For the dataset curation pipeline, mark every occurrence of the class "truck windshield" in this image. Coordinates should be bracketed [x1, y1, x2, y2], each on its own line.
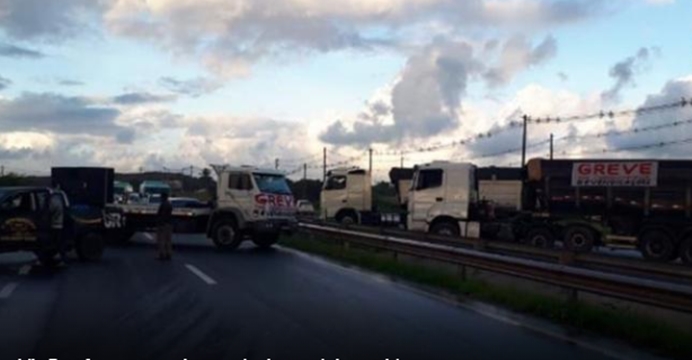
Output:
[253, 173, 292, 195]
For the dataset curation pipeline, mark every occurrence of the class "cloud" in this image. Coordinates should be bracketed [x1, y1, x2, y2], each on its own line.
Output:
[159, 76, 223, 97]
[0, 92, 132, 141]
[557, 72, 568, 82]
[483, 35, 558, 87]
[0, 0, 104, 41]
[0, 42, 44, 58]
[104, 0, 604, 77]
[112, 92, 177, 105]
[0, 75, 10, 90]
[601, 47, 656, 104]
[606, 77, 692, 156]
[321, 39, 477, 146]
[57, 79, 85, 86]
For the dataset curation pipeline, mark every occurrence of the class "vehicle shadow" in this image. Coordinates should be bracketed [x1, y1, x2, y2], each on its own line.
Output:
[110, 237, 282, 257]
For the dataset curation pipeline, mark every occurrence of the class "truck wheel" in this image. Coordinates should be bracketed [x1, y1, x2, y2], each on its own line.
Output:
[526, 227, 555, 249]
[213, 220, 242, 250]
[338, 213, 357, 226]
[639, 230, 676, 262]
[679, 237, 692, 265]
[564, 226, 595, 253]
[430, 222, 459, 237]
[253, 233, 280, 249]
[77, 232, 104, 262]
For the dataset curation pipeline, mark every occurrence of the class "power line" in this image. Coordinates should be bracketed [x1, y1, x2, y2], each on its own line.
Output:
[554, 117, 692, 143]
[560, 135, 692, 157]
[527, 98, 689, 125]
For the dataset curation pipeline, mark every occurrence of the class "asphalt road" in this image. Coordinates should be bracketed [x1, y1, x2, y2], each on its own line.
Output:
[0, 234, 625, 360]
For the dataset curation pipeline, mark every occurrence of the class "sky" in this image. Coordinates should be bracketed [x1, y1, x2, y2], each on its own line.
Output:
[0, 0, 691, 181]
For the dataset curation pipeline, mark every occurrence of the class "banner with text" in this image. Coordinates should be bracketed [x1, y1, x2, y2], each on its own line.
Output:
[571, 161, 658, 187]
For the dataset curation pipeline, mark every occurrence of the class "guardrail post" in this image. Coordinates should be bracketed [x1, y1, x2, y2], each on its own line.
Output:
[559, 251, 576, 265]
[458, 264, 467, 281]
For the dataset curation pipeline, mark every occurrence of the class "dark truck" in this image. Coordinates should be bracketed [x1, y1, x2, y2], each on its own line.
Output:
[498, 158, 692, 264]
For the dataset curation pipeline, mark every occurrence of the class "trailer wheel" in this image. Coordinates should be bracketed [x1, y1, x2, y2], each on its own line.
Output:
[564, 226, 595, 253]
[526, 227, 555, 249]
[253, 233, 279, 249]
[639, 230, 676, 262]
[212, 219, 242, 250]
[430, 221, 460, 237]
[336, 211, 357, 226]
[679, 237, 692, 265]
[77, 232, 104, 262]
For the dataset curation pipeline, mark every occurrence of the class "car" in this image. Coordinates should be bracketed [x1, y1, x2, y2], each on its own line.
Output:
[0, 187, 105, 266]
[170, 197, 211, 209]
[296, 199, 315, 216]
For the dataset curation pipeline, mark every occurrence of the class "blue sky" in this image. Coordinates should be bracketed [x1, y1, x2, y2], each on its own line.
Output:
[0, 0, 690, 177]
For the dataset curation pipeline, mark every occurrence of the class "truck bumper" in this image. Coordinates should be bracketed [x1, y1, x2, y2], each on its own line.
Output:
[251, 218, 298, 236]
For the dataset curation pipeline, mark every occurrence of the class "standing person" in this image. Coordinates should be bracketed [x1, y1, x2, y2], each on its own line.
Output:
[49, 190, 69, 266]
[156, 192, 174, 260]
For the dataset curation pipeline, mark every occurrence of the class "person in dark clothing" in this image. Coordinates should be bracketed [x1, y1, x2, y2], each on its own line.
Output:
[156, 192, 173, 260]
[49, 190, 69, 266]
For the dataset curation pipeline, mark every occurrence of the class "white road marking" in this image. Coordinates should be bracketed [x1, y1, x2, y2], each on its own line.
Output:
[0, 282, 18, 299]
[144, 232, 154, 241]
[18, 264, 31, 276]
[185, 264, 217, 285]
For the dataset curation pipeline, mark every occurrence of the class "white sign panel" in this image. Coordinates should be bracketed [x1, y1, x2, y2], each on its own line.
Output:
[571, 162, 658, 187]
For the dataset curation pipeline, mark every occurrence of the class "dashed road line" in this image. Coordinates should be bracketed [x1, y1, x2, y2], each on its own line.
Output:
[144, 233, 154, 241]
[0, 282, 18, 299]
[18, 264, 31, 276]
[184, 264, 217, 285]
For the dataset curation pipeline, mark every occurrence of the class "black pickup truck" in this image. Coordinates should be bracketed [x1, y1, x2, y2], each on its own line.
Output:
[0, 186, 105, 266]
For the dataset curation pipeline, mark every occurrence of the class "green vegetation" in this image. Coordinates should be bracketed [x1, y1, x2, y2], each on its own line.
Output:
[0, 173, 29, 186]
[280, 234, 692, 360]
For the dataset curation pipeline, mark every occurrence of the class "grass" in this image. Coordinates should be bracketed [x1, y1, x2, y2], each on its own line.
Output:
[280, 233, 692, 360]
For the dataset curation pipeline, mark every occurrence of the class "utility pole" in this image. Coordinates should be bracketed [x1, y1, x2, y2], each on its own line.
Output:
[303, 163, 307, 199]
[368, 148, 373, 176]
[550, 133, 554, 160]
[400, 152, 404, 168]
[190, 165, 194, 177]
[275, 158, 279, 170]
[1, 166, 4, 176]
[323, 147, 327, 181]
[521, 114, 529, 167]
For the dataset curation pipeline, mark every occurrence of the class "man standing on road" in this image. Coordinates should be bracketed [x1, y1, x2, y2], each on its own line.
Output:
[49, 189, 69, 266]
[156, 192, 173, 260]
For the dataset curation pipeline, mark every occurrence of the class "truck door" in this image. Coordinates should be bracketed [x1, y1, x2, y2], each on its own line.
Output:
[0, 191, 40, 247]
[225, 172, 255, 219]
[321, 174, 347, 218]
[409, 169, 444, 231]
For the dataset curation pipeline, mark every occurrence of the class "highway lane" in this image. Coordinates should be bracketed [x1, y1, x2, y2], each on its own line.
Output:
[0, 234, 634, 360]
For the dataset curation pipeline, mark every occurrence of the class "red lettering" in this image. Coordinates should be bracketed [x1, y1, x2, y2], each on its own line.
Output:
[623, 163, 638, 175]
[276, 195, 285, 207]
[640, 163, 652, 175]
[578, 164, 591, 175]
[594, 164, 605, 175]
[607, 164, 619, 176]
[268, 195, 276, 206]
[255, 194, 268, 205]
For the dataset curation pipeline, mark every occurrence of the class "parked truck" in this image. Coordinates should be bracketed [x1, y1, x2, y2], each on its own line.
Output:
[320, 167, 408, 226]
[115, 164, 297, 249]
[321, 159, 692, 265]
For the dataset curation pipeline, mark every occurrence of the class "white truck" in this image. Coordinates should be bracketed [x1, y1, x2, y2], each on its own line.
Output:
[115, 164, 297, 249]
[320, 167, 405, 226]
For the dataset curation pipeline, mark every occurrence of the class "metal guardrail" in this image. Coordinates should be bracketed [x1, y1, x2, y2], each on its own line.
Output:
[299, 222, 692, 314]
[298, 218, 692, 283]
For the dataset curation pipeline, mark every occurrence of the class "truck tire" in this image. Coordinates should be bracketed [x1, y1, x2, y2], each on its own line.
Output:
[337, 212, 357, 226]
[526, 227, 555, 249]
[679, 237, 692, 265]
[563, 226, 595, 253]
[212, 219, 242, 250]
[77, 232, 104, 262]
[430, 221, 460, 237]
[253, 233, 280, 249]
[639, 230, 676, 262]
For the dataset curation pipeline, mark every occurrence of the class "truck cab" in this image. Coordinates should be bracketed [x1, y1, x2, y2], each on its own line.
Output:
[320, 167, 371, 223]
[207, 165, 297, 249]
[407, 161, 481, 238]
